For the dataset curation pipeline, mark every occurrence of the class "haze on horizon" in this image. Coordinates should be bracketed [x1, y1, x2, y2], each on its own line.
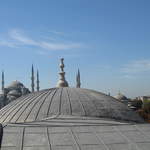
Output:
[0, 0, 150, 98]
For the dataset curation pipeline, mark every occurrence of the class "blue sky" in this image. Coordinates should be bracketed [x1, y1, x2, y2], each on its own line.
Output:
[0, 0, 150, 97]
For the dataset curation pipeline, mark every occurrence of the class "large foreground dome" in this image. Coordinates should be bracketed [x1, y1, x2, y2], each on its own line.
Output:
[0, 87, 143, 123]
[1, 58, 149, 150]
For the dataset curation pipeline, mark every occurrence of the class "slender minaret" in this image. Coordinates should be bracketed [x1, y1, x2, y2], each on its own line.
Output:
[31, 64, 35, 92]
[36, 70, 40, 92]
[76, 69, 81, 88]
[56, 58, 69, 87]
[1, 71, 4, 91]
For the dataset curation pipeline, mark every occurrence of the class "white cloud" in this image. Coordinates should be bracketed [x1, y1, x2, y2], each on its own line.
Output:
[9, 29, 37, 46]
[0, 29, 83, 51]
[121, 59, 150, 74]
[40, 41, 82, 50]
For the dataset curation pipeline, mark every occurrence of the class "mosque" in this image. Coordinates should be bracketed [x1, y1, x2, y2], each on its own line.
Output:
[0, 65, 38, 109]
[0, 58, 150, 150]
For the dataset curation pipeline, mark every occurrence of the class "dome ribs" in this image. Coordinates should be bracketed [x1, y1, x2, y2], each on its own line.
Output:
[68, 88, 86, 116]
[75, 89, 99, 117]
[58, 88, 63, 115]
[33, 89, 54, 121]
[0, 93, 30, 116]
[47, 88, 62, 116]
[46, 88, 58, 117]
[36, 89, 57, 120]
[24, 90, 53, 122]
[66, 88, 72, 115]
[60, 88, 72, 115]
[12, 90, 49, 123]
[73, 88, 87, 116]
[6, 91, 47, 123]
[0, 93, 37, 122]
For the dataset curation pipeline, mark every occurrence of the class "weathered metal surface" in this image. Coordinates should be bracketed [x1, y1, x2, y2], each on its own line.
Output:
[0, 88, 143, 123]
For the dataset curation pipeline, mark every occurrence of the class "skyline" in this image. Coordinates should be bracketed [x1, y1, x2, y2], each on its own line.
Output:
[0, 0, 150, 97]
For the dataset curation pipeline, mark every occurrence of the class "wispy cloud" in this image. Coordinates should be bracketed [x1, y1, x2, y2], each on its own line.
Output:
[121, 59, 150, 74]
[0, 40, 18, 48]
[0, 29, 83, 51]
[9, 29, 37, 46]
[40, 41, 82, 50]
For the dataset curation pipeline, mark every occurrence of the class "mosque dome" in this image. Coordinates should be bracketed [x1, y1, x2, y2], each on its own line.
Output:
[115, 92, 128, 100]
[6, 80, 24, 89]
[7, 90, 21, 97]
[0, 87, 143, 123]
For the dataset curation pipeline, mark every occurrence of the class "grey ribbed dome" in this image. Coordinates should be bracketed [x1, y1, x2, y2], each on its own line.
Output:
[115, 93, 128, 100]
[0, 87, 143, 123]
[6, 80, 24, 89]
[8, 90, 21, 97]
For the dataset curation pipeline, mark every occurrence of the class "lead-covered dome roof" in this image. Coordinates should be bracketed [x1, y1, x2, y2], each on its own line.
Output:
[115, 92, 128, 100]
[0, 87, 143, 123]
[6, 80, 24, 89]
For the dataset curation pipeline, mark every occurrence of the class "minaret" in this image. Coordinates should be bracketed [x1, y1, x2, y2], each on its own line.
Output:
[1, 71, 4, 91]
[76, 69, 81, 88]
[31, 64, 35, 92]
[56, 58, 69, 87]
[36, 70, 40, 92]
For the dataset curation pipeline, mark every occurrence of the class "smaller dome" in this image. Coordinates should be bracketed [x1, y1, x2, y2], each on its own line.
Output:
[7, 95, 16, 101]
[8, 90, 21, 97]
[115, 92, 128, 100]
[7, 81, 24, 89]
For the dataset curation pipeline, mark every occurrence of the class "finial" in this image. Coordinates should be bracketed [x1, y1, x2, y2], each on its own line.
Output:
[37, 70, 40, 91]
[60, 58, 64, 72]
[76, 69, 81, 88]
[56, 58, 69, 87]
[31, 64, 35, 92]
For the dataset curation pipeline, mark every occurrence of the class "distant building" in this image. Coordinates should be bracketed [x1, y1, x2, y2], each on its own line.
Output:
[0, 65, 41, 109]
[137, 96, 150, 101]
[114, 92, 129, 105]
[114, 92, 142, 110]
[0, 80, 30, 108]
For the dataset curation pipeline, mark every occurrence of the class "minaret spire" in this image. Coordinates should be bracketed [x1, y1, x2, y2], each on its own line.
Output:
[2, 71, 4, 91]
[56, 58, 69, 87]
[76, 69, 81, 88]
[31, 64, 35, 92]
[36, 70, 40, 92]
